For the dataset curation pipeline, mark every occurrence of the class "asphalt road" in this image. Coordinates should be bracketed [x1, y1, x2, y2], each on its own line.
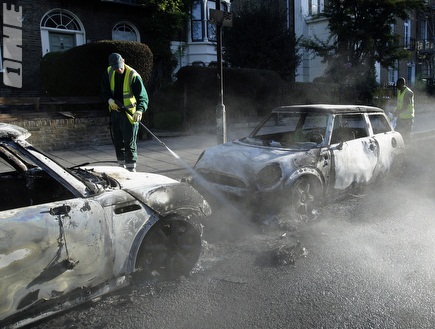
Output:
[27, 135, 435, 329]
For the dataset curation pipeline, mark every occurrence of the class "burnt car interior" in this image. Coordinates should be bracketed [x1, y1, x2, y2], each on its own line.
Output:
[330, 114, 368, 144]
[245, 112, 328, 148]
[0, 144, 75, 211]
[368, 114, 391, 134]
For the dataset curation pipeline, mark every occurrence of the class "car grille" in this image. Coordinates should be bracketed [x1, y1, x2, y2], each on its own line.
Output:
[198, 170, 247, 189]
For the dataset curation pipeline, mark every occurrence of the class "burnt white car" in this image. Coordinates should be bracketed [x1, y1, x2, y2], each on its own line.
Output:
[193, 104, 405, 218]
[0, 123, 211, 328]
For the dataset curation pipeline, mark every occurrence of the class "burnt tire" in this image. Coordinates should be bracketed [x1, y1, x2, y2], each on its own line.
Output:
[135, 217, 202, 281]
[290, 176, 322, 220]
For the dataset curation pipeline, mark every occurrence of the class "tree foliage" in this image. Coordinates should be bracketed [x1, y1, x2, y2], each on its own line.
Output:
[303, 0, 425, 102]
[223, 0, 300, 81]
[135, 0, 190, 90]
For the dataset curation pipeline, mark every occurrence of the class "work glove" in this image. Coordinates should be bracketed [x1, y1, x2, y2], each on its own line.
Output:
[108, 98, 119, 111]
[133, 111, 142, 122]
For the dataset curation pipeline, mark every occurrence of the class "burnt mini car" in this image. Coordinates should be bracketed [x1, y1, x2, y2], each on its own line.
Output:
[193, 104, 405, 218]
[0, 123, 211, 328]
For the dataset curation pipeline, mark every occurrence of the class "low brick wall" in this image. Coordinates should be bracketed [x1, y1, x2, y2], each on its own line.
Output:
[4, 115, 112, 151]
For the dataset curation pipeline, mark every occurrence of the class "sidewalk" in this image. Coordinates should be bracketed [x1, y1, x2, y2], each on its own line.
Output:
[48, 126, 254, 180]
[48, 111, 435, 180]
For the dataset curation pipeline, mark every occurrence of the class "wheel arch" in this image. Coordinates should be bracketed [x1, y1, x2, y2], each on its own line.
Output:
[126, 214, 202, 280]
[285, 168, 325, 220]
[124, 214, 160, 275]
[286, 167, 325, 190]
[135, 183, 212, 219]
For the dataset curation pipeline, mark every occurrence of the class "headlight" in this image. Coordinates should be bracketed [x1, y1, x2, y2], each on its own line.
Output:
[256, 163, 282, 189]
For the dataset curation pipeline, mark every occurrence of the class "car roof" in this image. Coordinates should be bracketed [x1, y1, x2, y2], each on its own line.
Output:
[273, 104, 384, 115]
[0, 123, 31, 140]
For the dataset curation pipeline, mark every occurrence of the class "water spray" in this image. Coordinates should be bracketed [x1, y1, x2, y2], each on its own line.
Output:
[115, 101, 253, 228]
[114, 101, 181, 160]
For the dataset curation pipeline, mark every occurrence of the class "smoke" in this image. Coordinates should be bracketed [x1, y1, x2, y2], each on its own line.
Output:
[298, 140, 435, 302]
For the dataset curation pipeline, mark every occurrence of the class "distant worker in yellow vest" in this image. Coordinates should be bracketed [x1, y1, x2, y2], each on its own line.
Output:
[101, 53, 149, 172]
[393, 77, 414, 147]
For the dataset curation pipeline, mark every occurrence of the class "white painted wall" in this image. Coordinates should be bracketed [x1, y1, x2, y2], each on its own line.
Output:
[294, 1, 329, 82]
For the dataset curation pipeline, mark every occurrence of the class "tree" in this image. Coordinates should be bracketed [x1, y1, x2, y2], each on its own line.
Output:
[136, 0, 190, 90]
[303, 0, 425, 103]
[223, 0, 300, 81]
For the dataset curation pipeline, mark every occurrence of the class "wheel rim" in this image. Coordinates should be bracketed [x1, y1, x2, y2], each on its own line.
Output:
[136, 218, 201, 280]
[291, 177, 320, 218]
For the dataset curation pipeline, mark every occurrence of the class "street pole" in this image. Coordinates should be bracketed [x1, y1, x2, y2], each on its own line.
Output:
[216, 1, 227, 144]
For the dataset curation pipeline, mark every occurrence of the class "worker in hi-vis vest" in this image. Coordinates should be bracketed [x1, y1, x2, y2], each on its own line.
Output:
[102, 53, 148, 172]
[393, 77, 414, 147]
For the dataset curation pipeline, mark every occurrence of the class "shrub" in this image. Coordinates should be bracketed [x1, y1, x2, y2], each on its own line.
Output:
[40, 40, 153, 96]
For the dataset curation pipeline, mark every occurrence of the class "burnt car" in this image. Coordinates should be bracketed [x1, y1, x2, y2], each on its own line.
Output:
[0, 123, 211, 328]
[193, 104, 405, 218]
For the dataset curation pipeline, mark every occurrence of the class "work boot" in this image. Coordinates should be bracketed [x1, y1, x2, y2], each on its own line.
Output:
[126, 163, 136, 172]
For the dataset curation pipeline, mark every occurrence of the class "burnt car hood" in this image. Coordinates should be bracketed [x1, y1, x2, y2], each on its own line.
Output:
[89, 166, 211, 217]
[195, 140, 309, 179]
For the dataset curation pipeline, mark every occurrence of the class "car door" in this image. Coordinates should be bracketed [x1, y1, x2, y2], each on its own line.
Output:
[0, 149, 111, 321]
[368, 113, 403, 176]
[0, 198, 111, 321]
[330, 113, 379, 190]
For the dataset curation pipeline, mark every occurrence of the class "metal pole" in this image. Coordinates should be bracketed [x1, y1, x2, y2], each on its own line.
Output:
[216, 1, 227, 144]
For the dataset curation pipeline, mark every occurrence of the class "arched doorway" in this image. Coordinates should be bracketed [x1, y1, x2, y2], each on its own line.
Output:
[40, 9, 85, 55]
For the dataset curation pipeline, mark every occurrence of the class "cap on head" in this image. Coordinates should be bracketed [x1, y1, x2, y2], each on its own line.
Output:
[108, 53, 123, 70]
[396, 77, 406, 87]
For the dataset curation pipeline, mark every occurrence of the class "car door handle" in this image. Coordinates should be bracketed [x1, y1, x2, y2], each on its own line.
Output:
[50, 205, 71, 216]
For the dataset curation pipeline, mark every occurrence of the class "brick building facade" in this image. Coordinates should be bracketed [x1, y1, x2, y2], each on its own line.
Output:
[1, 0, 150, 97]
[0, 1, 158, 149]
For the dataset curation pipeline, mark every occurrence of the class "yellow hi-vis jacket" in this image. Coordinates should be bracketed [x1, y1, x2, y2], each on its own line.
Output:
[395, 86, 414, 119]
[107, 64, 138, 124]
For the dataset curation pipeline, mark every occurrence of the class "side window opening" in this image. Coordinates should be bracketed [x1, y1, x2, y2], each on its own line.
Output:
[331, 114, 368, 144]
[0, 145, 74, 211]
[369, 114, 391, 135]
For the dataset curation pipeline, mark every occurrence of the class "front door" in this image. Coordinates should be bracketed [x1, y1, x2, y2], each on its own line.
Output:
[49, 32, 75, 52]
[0, 199, 110, 321]
[330, 114, 379, 190]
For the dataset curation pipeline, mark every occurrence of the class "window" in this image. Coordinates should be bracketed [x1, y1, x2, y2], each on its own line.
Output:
[207, 1, 216, 41]
[40, 9, 85, 55]
[0, 144, 74, 211]
[388, 65, 398, 86]
[331, 114, 367, 144]
[369, 114, 391, 135]
[191, 0, 204, 41]
[191, 1, 229, 42]
[420, 20, 427, 41]
[309, 0, 325, 16]
[112, 22, 140, 42]
[404, 19, 410, 49]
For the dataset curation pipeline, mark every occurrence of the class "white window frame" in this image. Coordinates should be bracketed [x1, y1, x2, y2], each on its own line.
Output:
[404, 19, 411, 49]
[309, 0, 325, 16]
[112, 21, 140, 42]
[40, 9, 85, 56]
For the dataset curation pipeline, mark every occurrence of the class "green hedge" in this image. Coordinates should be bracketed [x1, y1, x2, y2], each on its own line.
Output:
[40, 40, 153, 96]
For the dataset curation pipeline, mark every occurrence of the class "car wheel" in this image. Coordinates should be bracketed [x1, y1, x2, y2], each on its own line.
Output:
[135, 217, 202, 281]
[290, 176, 321, 220]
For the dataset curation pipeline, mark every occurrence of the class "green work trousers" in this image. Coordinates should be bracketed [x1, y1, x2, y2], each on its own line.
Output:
[111, 111, 139, 168]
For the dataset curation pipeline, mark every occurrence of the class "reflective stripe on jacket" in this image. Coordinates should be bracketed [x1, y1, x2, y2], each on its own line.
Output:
[395, 86, 414, 119]
[107, 64, 138, 124]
